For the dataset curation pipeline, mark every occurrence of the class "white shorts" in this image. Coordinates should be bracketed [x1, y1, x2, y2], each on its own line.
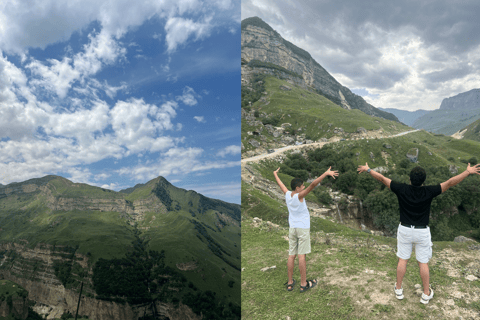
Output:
[396, 224, 432, 263]
[289, 228, 311, 255]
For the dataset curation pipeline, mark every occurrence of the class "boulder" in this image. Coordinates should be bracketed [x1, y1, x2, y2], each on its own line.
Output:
[279, 85, 292, 91]
[281, 136, 295, 145]
[449, 165, 458, 175]
[454, 236, 475, 243]
[383, 144, 392, 149]
[248, 139, 260, 148]
[281, 123, 292, 129]
[357, 127, 367, 134]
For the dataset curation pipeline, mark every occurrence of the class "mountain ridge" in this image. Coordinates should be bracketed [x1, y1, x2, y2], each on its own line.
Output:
[241, 16, 400, 122]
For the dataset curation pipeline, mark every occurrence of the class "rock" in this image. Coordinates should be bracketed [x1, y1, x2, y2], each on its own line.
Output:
[305, 140, 313, 144]
[260, 266, 276, 272]
[241, 268, 245, 272]
[427, 151, 432, 156]
[241, 142, 244, 150]
[281, 123, 292, 128]
[373, 166, 389, 174]
[454, 236, 475, 243]
[357, 127, 367, 134]
[248, 139, 260, 148]
[360, 224, 367, 231]
[279, 85, 292, 91]
[281, 136, 295, 145]
[414, 284, 422, 289]
[466, 275, 478, 281]
[319, 138, 328, 142]
[369, 152, 375, 159]
[355, 152, 360, 156]
[383, 144, 392, 149]
[449, 165, 458, 175]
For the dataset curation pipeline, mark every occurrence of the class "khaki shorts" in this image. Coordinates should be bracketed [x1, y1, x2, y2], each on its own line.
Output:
[289, 228, 311, 255]
[397, 224, 432, 263]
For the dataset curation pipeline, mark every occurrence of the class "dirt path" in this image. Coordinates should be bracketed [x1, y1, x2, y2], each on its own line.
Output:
[241, 129, 420, 165]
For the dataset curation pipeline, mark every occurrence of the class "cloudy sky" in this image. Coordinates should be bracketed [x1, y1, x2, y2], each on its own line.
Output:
[0, 0, 241, 203]
[242, 0, 480, 112]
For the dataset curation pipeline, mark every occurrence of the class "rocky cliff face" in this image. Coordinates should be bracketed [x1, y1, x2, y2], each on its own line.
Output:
[241, 17, 399, 122]
[0, 242, 198, 320]
[439, 88, 480, 110]
[413, 88, 480, 134]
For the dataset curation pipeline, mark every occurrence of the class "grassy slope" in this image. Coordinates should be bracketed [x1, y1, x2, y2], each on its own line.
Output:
[241, 216, 480, 320]
[242, 76, 411, 153]
[457, 118, 480, 142]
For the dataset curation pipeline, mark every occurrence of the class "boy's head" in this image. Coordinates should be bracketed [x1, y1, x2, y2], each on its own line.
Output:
[410, 166, 426, 186]
[291, 178, 304, 192]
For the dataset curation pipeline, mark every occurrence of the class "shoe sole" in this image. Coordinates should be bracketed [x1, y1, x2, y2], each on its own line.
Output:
[396, 294, 404, 300]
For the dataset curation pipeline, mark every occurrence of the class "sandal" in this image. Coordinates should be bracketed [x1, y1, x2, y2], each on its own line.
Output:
[300, 279, 317, 293]
[284, 279, 296, 291]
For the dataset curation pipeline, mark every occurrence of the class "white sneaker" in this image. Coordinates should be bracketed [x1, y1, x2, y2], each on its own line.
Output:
[420, 288, 434, 304]
[394, 283, 404, 300]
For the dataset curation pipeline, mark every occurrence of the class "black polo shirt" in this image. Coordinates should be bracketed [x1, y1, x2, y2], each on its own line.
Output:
[390, 181, 442, 226]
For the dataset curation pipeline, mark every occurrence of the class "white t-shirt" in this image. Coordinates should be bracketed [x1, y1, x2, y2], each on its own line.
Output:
[285, 191, 310, 228]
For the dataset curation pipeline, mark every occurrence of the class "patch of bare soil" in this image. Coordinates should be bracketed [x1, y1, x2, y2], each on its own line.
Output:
[176, 261, 198, 271]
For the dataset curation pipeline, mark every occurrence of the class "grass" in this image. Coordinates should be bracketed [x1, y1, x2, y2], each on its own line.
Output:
[242, 215, 479, 319]
[0, 279, 27, 298]
[242, 76, 411, 153]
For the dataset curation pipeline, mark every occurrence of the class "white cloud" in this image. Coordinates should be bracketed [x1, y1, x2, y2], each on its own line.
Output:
[193, 116, 206, 123]
[176, 86, 198, 106]
[164, 16, 213, 53]
[26, 30, 126, 99]
[217, 145, 241, 157]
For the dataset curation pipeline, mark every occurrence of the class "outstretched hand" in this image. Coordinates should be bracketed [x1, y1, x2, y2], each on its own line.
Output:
[357, 162, 370, 174]
[325, 166, 339, 179]
[466, 163, 480, 175]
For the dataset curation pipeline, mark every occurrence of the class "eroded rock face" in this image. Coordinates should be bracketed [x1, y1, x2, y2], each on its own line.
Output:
[0, 243, 199, 320]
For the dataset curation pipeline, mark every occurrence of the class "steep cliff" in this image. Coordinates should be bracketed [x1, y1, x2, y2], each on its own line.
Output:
[241, 17, 399, 122]
[413, 88, 480, 135]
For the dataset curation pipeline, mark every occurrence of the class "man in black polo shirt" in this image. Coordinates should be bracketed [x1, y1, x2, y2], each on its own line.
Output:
[358, 162, 480, 304]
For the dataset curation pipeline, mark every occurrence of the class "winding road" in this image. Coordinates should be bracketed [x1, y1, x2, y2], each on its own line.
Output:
[241, 129, 421, 164]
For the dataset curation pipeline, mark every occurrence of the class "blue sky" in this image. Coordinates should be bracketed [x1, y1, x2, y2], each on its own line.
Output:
[0, 0, 241, 204]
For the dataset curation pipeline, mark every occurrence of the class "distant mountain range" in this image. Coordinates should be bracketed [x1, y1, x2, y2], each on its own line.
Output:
[0, 175, 240, 319]
[378, 108, 430, 127]
[241, 17, 399, 122]
[413, 88, 480, 135]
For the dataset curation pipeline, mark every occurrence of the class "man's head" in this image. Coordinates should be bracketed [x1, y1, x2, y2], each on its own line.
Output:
[291, 178, 304, 192]
[410, 166, 426, 186]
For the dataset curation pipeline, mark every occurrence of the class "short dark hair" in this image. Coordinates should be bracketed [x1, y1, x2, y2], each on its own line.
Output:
[291, 178, 303, 191]
[410, 166, 426, 186]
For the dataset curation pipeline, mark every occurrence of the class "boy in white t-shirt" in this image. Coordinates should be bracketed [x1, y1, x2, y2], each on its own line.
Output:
[274, 167, 338, 292]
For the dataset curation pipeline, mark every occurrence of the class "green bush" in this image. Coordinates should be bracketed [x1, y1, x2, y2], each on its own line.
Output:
[313, 187, 333, 206]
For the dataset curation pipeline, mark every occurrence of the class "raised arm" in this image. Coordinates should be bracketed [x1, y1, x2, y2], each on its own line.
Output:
[357, 162, 391, 188]
[440, 163, 480, 193]
[298, 166, 338, 200]
[273, 168, 289, 194]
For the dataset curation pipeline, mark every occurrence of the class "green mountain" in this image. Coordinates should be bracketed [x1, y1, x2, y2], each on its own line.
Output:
[452, 118, 480, 142]
[241, 75, 411, 156]
[0, 175, 240, 320]
[241, 16, 399, 123]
